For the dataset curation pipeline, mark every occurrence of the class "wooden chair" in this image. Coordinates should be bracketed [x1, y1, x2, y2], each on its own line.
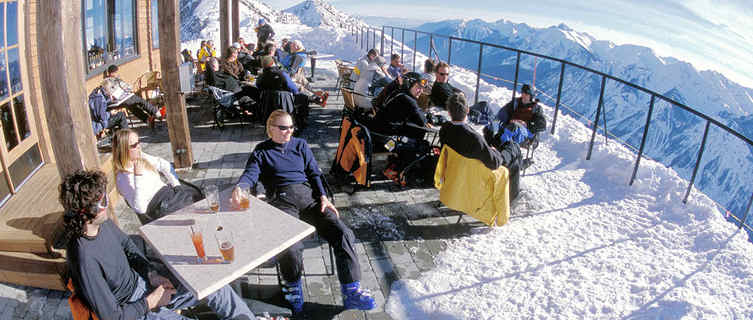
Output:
[334, 60, 354, 99]
[134, 71, 165, 128]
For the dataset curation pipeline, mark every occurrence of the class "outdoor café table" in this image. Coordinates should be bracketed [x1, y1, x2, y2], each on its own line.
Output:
[139, 188, 315, 299]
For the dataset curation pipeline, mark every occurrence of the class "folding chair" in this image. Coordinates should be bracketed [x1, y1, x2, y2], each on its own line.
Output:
[204, 86, 250, 130]
[334, 60, 354, 99]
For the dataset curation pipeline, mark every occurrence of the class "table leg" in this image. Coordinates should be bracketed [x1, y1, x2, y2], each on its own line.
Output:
[310, 57, 317, 83]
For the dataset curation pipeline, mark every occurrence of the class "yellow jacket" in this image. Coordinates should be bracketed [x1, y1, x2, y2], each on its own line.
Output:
[197, 46, 216, 72]
[434, 145, 510, 226]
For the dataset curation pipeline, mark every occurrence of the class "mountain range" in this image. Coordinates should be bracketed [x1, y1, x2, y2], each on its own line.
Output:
[407, 18, 753, 219]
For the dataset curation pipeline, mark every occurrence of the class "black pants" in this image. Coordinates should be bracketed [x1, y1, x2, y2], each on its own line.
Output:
[144, 184, 204, 224]
[123, 95, 159, 122]
[107, 111, 129, 132]
[270, 183, 360, 284]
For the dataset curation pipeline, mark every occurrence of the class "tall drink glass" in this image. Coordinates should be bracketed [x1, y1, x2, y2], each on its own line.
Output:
[237, 182, 250, 210]
[189, 225, 206, 263]
[205, 185, 220, 213]
[215, 226, 234, 263]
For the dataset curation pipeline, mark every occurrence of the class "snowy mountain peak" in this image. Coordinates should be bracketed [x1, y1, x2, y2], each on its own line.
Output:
[284, 0, 366, 28]
[180, 0, 299, 41]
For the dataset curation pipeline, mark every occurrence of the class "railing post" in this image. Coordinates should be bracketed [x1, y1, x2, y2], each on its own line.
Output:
[447, 38, 452, 64]
[586, 76, 607, 160]
[740, 192, 753, 229]
[373, 29, 377, 50]
[413, 31, 417, 72]
[512, 52, 521, 102]
[475, 44, 484, 105]
[401, 28, 405, 60]
[683, 120, 711, 204]
[630, 95, 655, 185]
[429, 34, 433, 59]
[390, 28, 394, 55]
[381, 26, 385, 56]
[551, 63, 565, 135]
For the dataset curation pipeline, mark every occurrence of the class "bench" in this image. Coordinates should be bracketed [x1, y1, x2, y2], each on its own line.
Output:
[0, 155, 122, 291]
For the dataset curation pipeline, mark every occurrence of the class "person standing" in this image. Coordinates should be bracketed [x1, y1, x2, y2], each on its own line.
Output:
[255, 18, 275, 50]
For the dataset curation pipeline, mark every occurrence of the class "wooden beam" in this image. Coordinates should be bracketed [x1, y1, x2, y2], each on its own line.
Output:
[159, 0, 194, 168]
[220, 0, 230, 55]
[232, 0, 240, 42]
[37, 0, 100, 176]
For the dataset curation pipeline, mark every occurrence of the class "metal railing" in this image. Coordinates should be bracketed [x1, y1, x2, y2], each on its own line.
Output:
[350, 25, 753, 234]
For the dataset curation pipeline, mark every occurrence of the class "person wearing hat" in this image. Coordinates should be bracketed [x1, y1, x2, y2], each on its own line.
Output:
[496, 83, 546, 134]
[371, 72, 430, 140]
[255, 18, 275, 51]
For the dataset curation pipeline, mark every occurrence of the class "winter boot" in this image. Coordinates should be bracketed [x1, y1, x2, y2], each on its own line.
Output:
[282, 279, 304, 314]
[341, 281, 376, 310]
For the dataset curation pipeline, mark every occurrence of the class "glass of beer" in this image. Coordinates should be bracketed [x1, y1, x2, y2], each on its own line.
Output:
[189, 225, 207, 263]
[215, 226, 234, 263]
[237, 182, 250, 210]
[205, 184, 220, 213]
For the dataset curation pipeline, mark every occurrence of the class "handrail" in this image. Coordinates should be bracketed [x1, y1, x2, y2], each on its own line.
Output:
[353, 24, 753, 233]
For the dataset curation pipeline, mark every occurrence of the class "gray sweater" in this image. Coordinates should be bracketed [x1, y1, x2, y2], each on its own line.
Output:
[67, 220, 151, 320]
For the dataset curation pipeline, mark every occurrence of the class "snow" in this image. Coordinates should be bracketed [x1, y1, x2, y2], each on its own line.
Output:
[181, 2, 753, 318]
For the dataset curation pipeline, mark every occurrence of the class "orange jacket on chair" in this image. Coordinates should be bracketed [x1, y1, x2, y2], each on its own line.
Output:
[67, 278, 99, 320]
[434, 145, 510, 226]
[334, 117, 370, 185]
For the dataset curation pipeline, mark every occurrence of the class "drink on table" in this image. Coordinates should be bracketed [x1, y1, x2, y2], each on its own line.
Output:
[190, 225, 206, 263]
[237, 182, 251, 210]
[205, 184, 220, 213]
[215, 226, 234, 263]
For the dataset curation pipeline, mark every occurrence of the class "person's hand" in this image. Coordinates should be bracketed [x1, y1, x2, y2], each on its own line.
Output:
[319, 196, 339, 217]
[426, 123, 435, 129]
[148, 271, 174, 290]
[133, 160, 145, 176]
[145, 285, 175, 310]
[230, 186, 242, 208]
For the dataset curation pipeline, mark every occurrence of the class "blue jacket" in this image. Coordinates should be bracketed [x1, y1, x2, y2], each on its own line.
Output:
[282, 52, 307, 76]
[89, 87, 111, 135]
[238, 137, 326, 198]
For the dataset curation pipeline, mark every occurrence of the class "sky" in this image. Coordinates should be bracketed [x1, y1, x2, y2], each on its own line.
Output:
[264, 0, 753, 88]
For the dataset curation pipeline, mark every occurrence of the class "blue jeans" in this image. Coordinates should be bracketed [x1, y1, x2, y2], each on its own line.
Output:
[129, 275, 254, 320]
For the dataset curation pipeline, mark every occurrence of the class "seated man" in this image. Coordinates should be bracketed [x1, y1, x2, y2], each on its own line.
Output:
[89, 86, 128, 141]
[371, 72, 429, 140]
[231, 111, 376, 314]
[387, 53, 406, 79]
[101, 65, 161, 125]
[61, 170, 256, 320]
[497, 83, 547, 136]
[352, 48, 391, 97]
[257, 56, 325, 126]
[430, 61, 462, 109]
[440, 93, 523, 200]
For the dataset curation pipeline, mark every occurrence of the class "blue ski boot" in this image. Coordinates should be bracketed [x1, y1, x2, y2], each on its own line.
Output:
[282, 279, 304, 314]
[341, 281, 376, 310]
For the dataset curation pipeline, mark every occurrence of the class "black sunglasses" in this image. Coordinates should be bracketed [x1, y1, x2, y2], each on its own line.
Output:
[438, 72, 449, 76]
[275, 125, 295, 131]
[129, 141, 140, 149]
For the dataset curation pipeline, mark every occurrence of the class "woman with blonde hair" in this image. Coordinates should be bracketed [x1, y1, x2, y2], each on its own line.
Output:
[112, 129, 202, 222]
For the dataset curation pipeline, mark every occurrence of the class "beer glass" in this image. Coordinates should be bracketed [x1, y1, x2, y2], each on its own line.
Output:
[205, 185, 220, 213]
[215, 226, 234, 263]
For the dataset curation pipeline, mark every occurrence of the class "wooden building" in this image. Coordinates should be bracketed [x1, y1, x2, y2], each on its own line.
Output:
[0, 0, 198, 291]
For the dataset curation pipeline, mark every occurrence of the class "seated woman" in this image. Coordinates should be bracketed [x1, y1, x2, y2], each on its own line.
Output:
[112, 129, 203, 223]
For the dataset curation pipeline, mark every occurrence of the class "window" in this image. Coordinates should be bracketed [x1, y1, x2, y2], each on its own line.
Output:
[83, 0, 138, 73]
[151, 0, 159, 49]
[0, 1, 43, 206]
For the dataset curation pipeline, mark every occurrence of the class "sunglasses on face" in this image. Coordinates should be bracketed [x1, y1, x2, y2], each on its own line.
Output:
[97, 194, 109, 211]
[275, 125, 295, 131]
[438, 72, 449, 76]
[129, 141, 140, 149]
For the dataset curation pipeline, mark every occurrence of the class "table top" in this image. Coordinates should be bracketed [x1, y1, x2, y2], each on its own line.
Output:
[310, 54, 335, 59]
[139, 189, 315, 299]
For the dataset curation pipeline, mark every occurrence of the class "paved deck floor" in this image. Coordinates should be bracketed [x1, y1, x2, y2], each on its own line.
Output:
[0, 77, 488, 320]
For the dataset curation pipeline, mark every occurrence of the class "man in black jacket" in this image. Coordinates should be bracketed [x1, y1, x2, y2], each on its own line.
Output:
[440, 93, 523, 200]
[497, 84, 546, 134]
[255, 19, 275, 50]
[372, 72, 429, 139]
[61, 170, 255, 320]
